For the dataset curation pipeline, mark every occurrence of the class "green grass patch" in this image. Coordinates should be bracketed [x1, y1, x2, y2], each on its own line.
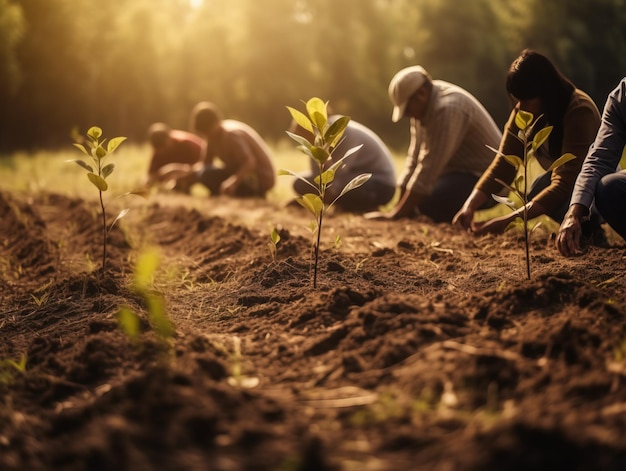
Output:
[0, 140, 408, 207]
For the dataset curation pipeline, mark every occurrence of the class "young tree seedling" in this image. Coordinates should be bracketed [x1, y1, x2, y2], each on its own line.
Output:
[268, 226, 281, 263]
[487, 110, 575, 279]
[279, 97, 371, 288]
[70, 126, 127, 277]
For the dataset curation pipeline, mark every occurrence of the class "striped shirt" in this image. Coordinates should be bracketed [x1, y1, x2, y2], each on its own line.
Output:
[399, 80, 502, 197]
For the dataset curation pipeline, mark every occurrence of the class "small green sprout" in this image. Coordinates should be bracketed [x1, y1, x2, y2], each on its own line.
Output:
[279, 97, 371, 288]
[268, 226, 281, 262]
[488, 110, 575, 279]
[70, 126, 127, 276]
[0, 354, 27, 385]
[334, 235, 341, 249]
[117, 248, 175, 353]
[226, 336, 259, 389]
[614, 337, 626, 362]
[30, 292, 50, 307]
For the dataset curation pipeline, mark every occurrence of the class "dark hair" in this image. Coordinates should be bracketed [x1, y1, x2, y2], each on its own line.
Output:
[148, 122, 171, 148]
[506, 49, 575, 155]
[191, 101, 222, 134]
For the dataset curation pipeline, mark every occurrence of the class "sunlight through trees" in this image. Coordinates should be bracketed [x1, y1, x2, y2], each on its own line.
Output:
[1, 0, 625, 152]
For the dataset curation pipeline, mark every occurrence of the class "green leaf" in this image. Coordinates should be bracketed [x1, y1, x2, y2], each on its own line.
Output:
[324, 116, 350, 148]
[310, 111, 327, 132]
[514, 174, 525, 192]
[311, 146, 329, 165]
[147, 295, 174, 340]
[529, 220, 543, 234]
[532, 125, 552, 151]
[286, 130, 313, 148]
[485, 144, 505, 158]
[503, 154, 524, 169]
[515, 110, 533, 130]
[328, 174, 371, 209]
[123, 188, 149, 198]
[278, 169, 319, 193]
[87, 126, 103, 141]
[287, 107, 314, 134]
[102, 163, 115, 179]
[267, 241, 276, 259]
[332, 144, 363, 168]
[333, 173, 371, 204]
[109, 208, 130, 232]
[294, 144, 315, 161]
[71, 159, 93, 172]
[107, 136, 126, 153]
[87, 173, 108, 191]
[343, 173, 371, 193]
[134, 248, 160, 291]
[95, 146, 107, 159]
[504, 217, 524, 233]
[306, 98, 327, 129]
[72, 143, 89, 156]
[270, 227, 280, 245]
[278, 168, 297, 177]
[297, 193, 323, 218]
[116, 307, 141, 341]
[315, 168, 335, 186]
[546, 152, 576, 172]
[491, 193, 517, 210]
[494, 177, 517, 196]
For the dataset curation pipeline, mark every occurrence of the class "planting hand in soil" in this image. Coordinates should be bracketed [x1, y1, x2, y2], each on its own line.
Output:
[557, 76, 626, 256]
[365, 64, 501, 223]
[453, 49, 601, 236]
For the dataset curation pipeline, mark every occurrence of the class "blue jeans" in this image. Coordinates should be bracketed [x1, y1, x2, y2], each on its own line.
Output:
[595, 170, 626, 240]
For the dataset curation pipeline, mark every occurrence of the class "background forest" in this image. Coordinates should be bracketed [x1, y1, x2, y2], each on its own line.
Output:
[1, 0, 626, 153]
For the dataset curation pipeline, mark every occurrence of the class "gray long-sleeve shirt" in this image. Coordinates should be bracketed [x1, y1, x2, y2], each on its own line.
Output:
[317, 116, 397, 201]
[570, 77, 626, 209]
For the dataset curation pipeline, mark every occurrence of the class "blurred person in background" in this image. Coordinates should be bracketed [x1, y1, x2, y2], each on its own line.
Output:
[453, 49, 603, 241]
[366, 65, 502, 223]
[290, 116, 397, 213]
[146, 122, 204, 193]
[159, 102, 275, 198]
[557, 77, 626, 256]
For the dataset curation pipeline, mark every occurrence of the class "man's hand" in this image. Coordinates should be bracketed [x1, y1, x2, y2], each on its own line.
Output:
[220, 175, 239, 196]
[471, 216, 511, 236]
[452, 206, 475, 231]
[556, 204, 588, 257]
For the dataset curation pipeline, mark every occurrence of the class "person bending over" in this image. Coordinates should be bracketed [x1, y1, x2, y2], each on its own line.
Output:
[557, 77, 626, 256]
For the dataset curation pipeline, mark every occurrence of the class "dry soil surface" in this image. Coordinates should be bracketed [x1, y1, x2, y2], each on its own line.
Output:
[1, 190, 626, 471]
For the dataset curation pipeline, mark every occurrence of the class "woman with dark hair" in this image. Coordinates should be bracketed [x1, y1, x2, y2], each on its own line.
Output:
[453, 49, 603, 238]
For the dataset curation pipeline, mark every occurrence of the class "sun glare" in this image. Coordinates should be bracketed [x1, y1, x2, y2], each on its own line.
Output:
[189, 0, 203, 9]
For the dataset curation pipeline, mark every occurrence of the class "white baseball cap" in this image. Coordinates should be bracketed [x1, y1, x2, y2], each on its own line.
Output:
[388, 65, 430, 122]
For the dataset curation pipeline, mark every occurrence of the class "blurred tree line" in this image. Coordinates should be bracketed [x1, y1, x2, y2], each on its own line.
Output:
[1, 0, 625, 153]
